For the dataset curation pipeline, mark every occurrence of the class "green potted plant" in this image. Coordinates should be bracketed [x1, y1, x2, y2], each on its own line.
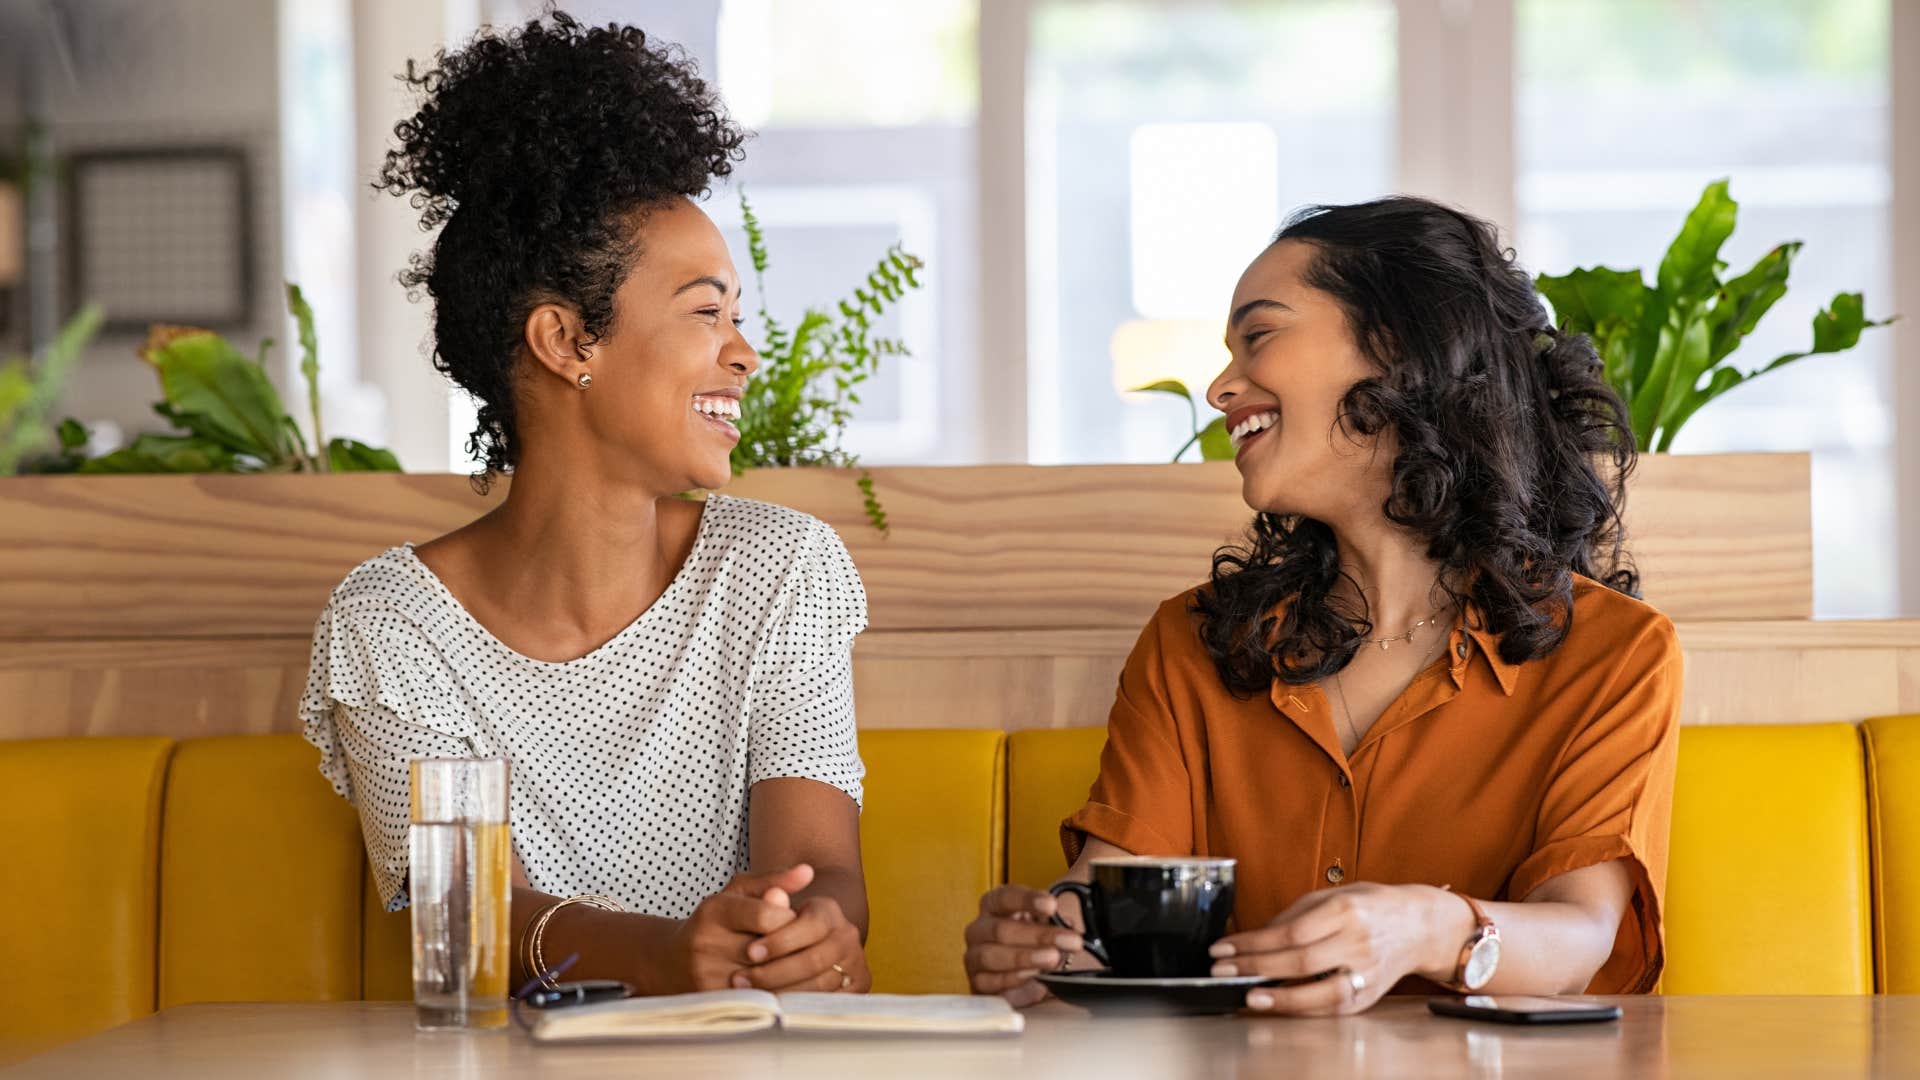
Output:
[731, 192, 923, 533]
[0, 304, 102, 474]
[1536, 178, 1893, 453]
[56, 283, 399, 474]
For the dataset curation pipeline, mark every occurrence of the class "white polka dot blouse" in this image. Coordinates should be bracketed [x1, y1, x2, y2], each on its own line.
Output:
[299, 495, 868, 917]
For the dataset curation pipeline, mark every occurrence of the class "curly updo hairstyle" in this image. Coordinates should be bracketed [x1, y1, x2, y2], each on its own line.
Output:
[375, 11, 746, 482]
[1193, 196, 1639, 694]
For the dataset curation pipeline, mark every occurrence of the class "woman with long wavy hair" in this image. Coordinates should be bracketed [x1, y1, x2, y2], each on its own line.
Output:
[963, 197, 1682, 1013]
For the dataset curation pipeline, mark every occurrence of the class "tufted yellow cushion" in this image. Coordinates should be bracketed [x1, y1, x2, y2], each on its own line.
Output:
[1665, 723, 1873, 994]
[1866, 714, 1920, 993]
[158, 735, 365, 1007]
[0, 737, 172, 1064]
[1006, 728, 1108, 889]
[857, 729, 1005, 993]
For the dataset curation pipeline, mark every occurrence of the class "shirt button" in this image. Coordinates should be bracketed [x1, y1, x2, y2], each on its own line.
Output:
[1326, 864, 1346, 884]
[1455, 641, 1469, 659]
[1337, 772, 1351, 789]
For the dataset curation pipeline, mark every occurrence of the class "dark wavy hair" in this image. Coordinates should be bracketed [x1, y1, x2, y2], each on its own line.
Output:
[1192, 196, 1639, 694]
[375, 11, 746, 482]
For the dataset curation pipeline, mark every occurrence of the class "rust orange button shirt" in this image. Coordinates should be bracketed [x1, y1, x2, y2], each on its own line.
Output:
[1063, 575, 1683, 994]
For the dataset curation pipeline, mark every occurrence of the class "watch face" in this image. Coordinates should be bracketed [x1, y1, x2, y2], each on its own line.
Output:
[1464, 936, 1501, 990]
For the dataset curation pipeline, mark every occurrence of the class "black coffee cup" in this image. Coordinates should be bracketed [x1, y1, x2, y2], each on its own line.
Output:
[1048, 856, 1236, 978]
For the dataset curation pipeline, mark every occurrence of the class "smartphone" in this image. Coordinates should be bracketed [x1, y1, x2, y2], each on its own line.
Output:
[1428, 995, 1622, 1025]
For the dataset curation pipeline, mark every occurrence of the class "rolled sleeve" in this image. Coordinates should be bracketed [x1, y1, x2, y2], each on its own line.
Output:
[1063, 605, 1195, 863]
[1506, 616, 1683, 994]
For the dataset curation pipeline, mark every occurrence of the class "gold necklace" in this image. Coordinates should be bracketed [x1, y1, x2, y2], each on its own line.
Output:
[1332, 631, 1451, 750]
[1360, 608, 1446, 651]
[1331, 670, 1361, 749]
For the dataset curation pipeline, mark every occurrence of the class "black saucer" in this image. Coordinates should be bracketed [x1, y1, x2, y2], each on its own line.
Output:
[1037, 971, 1281, 1016]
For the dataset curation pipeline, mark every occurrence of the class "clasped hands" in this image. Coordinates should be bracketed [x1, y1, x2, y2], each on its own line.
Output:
[673, 863, 870, 993]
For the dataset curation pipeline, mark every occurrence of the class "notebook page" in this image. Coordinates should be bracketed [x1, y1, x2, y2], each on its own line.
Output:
[776, 993, 1024, 1035]
[531, 989, 780, 1042]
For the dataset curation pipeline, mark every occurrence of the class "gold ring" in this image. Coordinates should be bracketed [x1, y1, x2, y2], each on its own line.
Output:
[832, 962, 851, 989]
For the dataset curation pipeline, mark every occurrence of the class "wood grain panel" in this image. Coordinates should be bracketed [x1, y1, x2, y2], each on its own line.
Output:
[6, 619, 1914, 740]
[0, 453, 1810, 642]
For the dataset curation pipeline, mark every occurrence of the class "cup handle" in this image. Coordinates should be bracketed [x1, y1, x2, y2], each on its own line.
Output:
[1047, 881, 1110, 969]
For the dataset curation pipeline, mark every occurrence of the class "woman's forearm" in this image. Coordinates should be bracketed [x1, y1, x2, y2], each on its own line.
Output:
[512, 885, 688, 995]
[1410, 885, 1620, 994]
[797, 866, 871, 940]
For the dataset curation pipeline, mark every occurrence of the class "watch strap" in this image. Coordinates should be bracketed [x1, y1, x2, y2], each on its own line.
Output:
[1448, 890, 1497, 991]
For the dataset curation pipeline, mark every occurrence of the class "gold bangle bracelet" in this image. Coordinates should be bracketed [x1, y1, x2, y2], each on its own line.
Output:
[529, 893, 627, 988]
[519, 901, 560, 987]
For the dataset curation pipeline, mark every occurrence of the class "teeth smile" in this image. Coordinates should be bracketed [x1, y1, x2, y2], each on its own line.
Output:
[693, 396, 741, 425]
[1230, 410, 1278, 448]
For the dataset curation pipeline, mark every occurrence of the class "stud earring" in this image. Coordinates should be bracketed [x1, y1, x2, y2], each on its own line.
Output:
[576, 371, 593, 390]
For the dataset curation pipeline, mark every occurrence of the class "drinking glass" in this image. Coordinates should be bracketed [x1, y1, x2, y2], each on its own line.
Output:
[409, 757, 511, 1032]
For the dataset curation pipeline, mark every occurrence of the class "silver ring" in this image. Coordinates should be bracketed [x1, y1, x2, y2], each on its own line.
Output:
[1346, 969, 1367, 999]
[831, 963, 851, 989]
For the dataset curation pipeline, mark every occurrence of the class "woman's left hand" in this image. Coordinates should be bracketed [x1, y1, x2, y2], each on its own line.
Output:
[1207, 882, 1454, 1015]
[732, 895, 872, 992]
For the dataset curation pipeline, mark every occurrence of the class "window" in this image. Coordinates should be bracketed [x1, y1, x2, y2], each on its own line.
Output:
[1025, 0, 1396, 464]
[711, 0, 978, 464]
[1516, 0, 1894, 615]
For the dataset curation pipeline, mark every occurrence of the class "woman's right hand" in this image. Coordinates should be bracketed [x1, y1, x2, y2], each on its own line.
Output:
[670, 864, 813, 991]
[962, 885, 1084, 1007]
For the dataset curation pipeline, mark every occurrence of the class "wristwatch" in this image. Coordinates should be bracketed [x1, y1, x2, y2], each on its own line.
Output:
[1447, 891, 1501, 991]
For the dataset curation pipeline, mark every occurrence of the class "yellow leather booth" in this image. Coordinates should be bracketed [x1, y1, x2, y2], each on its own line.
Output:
[1867, 714, 1920, 993]
[159, 736, 366, 1008]
[5, 714, 1919, 1063]
[1662, 724, 1873, 994]
[0, 738, 171, 1064]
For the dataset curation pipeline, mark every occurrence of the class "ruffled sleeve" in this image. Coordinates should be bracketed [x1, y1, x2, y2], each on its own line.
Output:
[299, 601, 487, 910]
[744, 520, 867, 807]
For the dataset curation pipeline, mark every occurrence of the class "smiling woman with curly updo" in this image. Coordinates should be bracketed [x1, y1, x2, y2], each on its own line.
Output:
[965, 198, 1683, 1014]
[299, 12, 874, 996]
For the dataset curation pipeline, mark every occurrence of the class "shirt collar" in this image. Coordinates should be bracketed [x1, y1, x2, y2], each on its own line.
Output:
[1451, 605, 1521, 696]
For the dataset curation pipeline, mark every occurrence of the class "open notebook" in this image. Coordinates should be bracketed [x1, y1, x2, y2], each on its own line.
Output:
[530, 990, 1024, 1042]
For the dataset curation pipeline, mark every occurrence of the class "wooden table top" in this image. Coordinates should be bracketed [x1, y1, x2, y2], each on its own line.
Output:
[9, 996, 1920, 1079]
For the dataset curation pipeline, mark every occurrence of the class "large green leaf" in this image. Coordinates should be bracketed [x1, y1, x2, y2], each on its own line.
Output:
[1641, 312, 1711, 451]
[78, 433, 238, 474]
[1706, 242, 1798, 365]
[153, 333, 299, 463]
[1655, 367, 1743, 452]
[1197, 416, 1234, 461]
[1655, 179, 1738, 302]
[1628, 181, 1737, 407]
[56, 418, 88, 451]
[327, 437, 402, 472]
[1755, 292, 1897, 378]
[288, 282, 324, 467]
[1592, 316, 1640, 400]
[1536, 267, 1649, 401]
[0, 361, 28, 420]
[1534, 267, 1646, 332]
[0, 304, 104, 474]
[1129, 379, 1194, 403]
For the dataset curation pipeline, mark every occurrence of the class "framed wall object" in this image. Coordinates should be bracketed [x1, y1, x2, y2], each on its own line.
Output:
[65, 146, 254, 332]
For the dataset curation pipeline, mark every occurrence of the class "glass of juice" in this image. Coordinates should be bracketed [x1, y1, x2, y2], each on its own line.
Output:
[409, 757, 511, 1032]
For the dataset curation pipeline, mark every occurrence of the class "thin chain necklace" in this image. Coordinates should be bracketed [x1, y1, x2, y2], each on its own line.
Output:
[1360, 607, 1447, 650]
[1332, 628, 1452, 750]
